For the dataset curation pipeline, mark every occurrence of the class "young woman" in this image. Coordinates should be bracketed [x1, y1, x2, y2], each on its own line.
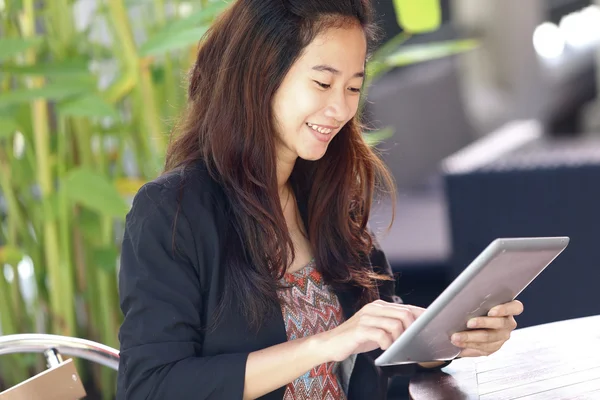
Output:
[116, 0, 523, 399]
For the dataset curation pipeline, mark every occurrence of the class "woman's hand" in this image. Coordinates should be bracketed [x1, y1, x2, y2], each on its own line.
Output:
[317, 300, 425, 362]
[451, 300, 524, 358]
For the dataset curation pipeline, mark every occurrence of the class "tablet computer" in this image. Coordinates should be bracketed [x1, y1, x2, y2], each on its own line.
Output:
[374, 236, 570, 366]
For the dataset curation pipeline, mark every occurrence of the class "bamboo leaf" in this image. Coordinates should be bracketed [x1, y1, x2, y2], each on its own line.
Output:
[393, 0, 442, 33]
[385, 39, 479, 67]
[63, 168, 129, 217]
[2, 59, 90, 77]
[0, 117, 21, 139]
[139, 26, 209, 57]
[58, 94, 120, 119]
[92, 246, 119, 274]
[0, 81, 96, 109]
[362, 127, 395, 147]
[160, 2, 230, 34]
[139, 1, 229, 57]
[41, 193, 60, 222]
[78, 209, 102, 243]
[115, 178, 147, 197]
[0, 38, 43, 62]
[124, 0, 152, 5]
[0, 246, 24, 265]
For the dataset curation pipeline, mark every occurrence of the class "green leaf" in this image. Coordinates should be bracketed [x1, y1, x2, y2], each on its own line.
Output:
[41, 193, 60, 222]
[0, 246, 24, 265]
[78, 209, 102, 243]
[63, 168, 129, 217]
[366, 33, 412, 84]
[393, 0, 442, 33]
[0, 117, 20, 139]
[362, 127, 394, 147]
[2, 59, 90, 77]
[92, 246, 119, 274]
[385, 39, 479, 67]
[140, 26, 209, 57]
[370, 32, 412, 65]
[139, 1, 229, 57]
[125, 0, 152, 5]
[0, 38, 43, 62]
[161, 2, 230, 34]
[0, 81, 96, 109]
[58, 94, 120, 119]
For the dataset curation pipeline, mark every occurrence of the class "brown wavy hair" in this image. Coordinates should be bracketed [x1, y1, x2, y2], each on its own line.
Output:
[165, 0, 396, 328]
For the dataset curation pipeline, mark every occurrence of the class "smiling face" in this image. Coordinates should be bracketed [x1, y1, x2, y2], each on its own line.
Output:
[272, 23, 367, 163]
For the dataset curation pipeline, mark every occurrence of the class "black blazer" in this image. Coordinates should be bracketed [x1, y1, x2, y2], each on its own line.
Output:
[116, 162, 426, 400]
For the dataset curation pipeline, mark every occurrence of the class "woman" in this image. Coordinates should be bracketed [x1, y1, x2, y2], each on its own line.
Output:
[116, 0, 523, 399]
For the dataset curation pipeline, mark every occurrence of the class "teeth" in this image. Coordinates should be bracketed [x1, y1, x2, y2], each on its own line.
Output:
[307, 123, 332, 134]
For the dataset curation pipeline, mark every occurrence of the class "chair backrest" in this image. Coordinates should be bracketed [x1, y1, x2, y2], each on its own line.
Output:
[0, 334, 120, 400]
[0, 359, 85, 400]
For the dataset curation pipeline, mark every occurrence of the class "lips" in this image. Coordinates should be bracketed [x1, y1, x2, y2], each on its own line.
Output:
[307, 123, 335, 143]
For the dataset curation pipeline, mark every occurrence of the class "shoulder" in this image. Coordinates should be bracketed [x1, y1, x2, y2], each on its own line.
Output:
[125, 160, 230, 264]
[130, 160, 228, 224]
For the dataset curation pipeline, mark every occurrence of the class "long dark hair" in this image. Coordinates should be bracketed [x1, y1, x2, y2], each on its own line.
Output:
[165, 0, 396, 328]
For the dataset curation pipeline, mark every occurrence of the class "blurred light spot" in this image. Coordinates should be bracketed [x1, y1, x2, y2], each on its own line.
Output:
[558, 5, 600, 48]
[91, 135, 101, 154]
[27, 222, 38, 241]
[533, 22, 565, 59]
[178, 3, 193, 18]
[0, 0, 5, 13]
[3, 264, 14, 283]
[580, 5, 600, 40]
[18, 255, 37, 305]
[18, 256, 34, 280]
[104, 135, 118, 153]
[13, 131, 25, 159]
[559, 13, 585, 47]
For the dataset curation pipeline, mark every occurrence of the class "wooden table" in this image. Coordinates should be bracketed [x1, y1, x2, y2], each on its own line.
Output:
[409, 315, 600, 399]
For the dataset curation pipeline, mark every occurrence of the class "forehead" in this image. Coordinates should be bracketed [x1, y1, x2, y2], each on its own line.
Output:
[296, 25, 367, 73]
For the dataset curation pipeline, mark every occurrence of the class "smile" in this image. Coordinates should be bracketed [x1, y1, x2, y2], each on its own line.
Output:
[307, 122, 334, 134]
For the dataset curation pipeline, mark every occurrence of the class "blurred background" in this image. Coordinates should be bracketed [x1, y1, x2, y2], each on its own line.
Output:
[1, 0, 600, 398]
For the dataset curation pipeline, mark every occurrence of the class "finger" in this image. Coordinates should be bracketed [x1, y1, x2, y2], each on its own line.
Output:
[451, 329, 510, 345]
[357, 315, 407, 340]
[458, 348, 488, 358]
[488, 300, 524, 317]
[365, 302, 417, 327]
[455, 339, 504, 354]
[372, 300, 425, 317]
[397, 303, 427, 318]
[466, 316, 518, 331]
[358, 326, 394, 350]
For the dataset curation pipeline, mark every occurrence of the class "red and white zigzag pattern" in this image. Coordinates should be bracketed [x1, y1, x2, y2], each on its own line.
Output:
[278, 260, 347, 400]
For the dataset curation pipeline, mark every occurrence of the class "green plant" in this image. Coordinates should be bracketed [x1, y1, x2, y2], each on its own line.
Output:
[0, 0, 474, 396]
[0, 0, 229, 396]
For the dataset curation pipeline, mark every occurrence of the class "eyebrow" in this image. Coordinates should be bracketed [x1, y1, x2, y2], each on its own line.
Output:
[312, 64, 365, 78]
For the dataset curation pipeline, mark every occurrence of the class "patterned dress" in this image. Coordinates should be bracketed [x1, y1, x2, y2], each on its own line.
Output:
[277, 260, 348, 400]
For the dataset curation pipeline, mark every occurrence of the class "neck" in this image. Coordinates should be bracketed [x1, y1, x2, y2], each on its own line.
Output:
[276, 147, 297, 197]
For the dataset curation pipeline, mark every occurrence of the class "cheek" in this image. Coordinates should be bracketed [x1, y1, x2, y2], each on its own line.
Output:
[348, 95, 361, 119]
[285, 85, 324, 124]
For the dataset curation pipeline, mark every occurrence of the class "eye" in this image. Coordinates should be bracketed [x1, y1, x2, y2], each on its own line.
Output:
[314, 80, 331, 89]
[349, 87, 361, 93]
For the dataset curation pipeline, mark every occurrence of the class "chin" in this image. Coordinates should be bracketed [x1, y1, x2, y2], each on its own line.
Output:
[298, 147, 328, 161]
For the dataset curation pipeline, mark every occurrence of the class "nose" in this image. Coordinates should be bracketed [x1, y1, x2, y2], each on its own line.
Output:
[324, 90, 352, 123]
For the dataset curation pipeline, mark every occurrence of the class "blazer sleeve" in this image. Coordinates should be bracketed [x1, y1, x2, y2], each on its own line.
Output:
[368, 233, 452, 376]
[117, 182, 249, 400]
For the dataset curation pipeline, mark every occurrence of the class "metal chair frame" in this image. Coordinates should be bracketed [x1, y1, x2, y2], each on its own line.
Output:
[0, 334, 120, 399]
